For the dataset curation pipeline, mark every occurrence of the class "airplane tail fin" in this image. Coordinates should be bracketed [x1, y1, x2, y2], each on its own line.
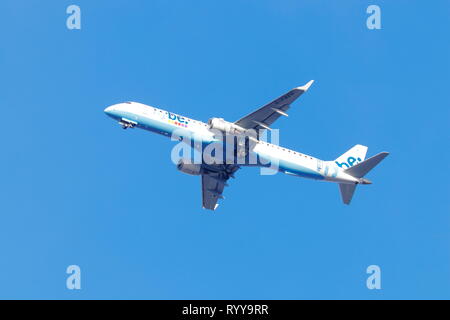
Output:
[338, 152, 390, 205]
[334, 144, 368, 169]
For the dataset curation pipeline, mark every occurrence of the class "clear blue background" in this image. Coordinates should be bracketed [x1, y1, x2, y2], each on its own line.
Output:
[0, 0, 449, 299]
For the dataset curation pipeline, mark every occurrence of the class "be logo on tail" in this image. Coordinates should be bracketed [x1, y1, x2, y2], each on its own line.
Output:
[335, 156, 362, 169]
[335, 145, 368, 170]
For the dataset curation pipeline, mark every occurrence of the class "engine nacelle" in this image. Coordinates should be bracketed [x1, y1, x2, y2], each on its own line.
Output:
[207, 118, 244, 135]
[177, 160, 203, 176]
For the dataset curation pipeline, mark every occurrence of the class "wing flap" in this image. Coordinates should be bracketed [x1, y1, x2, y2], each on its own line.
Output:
[201, 173, 227, 210]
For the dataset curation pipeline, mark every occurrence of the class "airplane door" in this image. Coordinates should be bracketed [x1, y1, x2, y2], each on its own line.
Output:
[317, 159, 323, 172]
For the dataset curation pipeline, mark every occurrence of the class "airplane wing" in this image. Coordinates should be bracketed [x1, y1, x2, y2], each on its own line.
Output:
[201, 165, 239, 210]
[234, 80, 314, 131]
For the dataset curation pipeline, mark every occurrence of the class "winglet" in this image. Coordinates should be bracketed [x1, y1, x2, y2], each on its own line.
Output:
[296, 80, 314, 92]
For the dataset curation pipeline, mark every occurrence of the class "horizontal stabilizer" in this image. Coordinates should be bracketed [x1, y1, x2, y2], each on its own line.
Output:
[345, 152, 389, 178]
[339, 183, 357, 205]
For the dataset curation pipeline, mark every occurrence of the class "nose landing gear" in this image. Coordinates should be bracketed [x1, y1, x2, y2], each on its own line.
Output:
[118, 118, 137, 129]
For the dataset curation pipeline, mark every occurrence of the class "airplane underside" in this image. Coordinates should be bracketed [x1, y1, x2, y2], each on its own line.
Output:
[105, 81, 388, 210]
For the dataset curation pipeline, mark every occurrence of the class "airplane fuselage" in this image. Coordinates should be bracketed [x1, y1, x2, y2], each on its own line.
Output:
[104, 102, 360, 185]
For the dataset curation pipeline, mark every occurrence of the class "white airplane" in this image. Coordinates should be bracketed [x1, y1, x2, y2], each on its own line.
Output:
[104, 81, 389, 210]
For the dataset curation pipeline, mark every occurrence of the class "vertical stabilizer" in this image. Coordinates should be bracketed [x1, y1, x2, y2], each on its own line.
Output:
[335, 145, 368, 169]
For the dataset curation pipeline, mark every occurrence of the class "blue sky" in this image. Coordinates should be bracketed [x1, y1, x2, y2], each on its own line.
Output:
[0, 0, 449, 299]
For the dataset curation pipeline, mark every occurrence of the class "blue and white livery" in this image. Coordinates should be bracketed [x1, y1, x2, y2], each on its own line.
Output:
[104, 81, 389, 210]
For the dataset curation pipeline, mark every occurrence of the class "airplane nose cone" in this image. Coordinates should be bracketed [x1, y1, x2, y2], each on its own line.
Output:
[104, 105, 119, 119]
[104, 106, 114, 114]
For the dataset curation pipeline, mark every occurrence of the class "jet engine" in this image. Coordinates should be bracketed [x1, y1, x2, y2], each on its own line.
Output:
[207, 118, 244, 135]
[177, 159, 203, 176]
